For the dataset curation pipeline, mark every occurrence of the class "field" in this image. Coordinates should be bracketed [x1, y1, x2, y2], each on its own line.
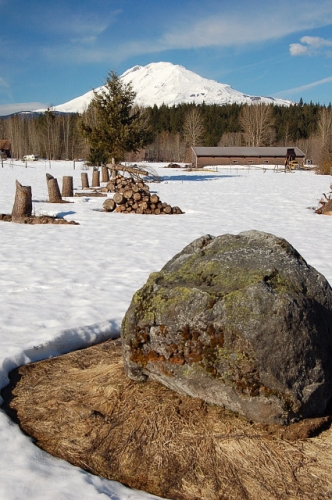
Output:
[0, 160, 332, 500]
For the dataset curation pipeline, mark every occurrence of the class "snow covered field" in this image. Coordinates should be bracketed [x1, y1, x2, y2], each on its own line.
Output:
[0, 160, 331, 500]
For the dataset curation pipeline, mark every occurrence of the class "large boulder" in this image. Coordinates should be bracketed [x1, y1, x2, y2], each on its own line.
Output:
[121, 230, 332, 424]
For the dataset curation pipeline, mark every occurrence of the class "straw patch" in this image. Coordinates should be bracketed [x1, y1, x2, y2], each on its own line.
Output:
[2, 338, 332, 500]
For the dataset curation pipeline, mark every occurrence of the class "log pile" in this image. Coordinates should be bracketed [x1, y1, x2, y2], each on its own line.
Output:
[103, 174, 183, 215]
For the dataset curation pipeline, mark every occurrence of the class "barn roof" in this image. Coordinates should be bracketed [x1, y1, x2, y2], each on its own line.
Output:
[192, 147, 305, 158]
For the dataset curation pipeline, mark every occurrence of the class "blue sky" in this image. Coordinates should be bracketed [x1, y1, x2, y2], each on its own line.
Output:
[1, 0, 332, 115]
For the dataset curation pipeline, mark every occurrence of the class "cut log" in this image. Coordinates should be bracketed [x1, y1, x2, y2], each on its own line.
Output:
[81, 172, 89, 189]
[62, 176, 73, 197]
[12, 180, 32, 220]
[123, 189, 133, 199]
[103, 199, 116, 212]
[163, 205, 172, 214]
[173, 206, 183, 214]
[133, 192, 141, 201]
[106, 164, 149, 177]
[113, 192, 125, 205]
[138, 201, 148, 210]
[47, 174, 62, 203]
[150, 194, 159, 204]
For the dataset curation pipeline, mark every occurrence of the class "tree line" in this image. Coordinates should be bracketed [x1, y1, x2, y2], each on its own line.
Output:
[1, 82, 331, 173]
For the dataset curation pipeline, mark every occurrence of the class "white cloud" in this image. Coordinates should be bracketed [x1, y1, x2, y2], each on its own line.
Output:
[290, 36, 332, 56]
[158, 1, 332, 50]
[274, 75, 332, 98]
[289, 43, 310, 56]
[0, 76, 9, 88]
[36, 1, 332, 66]
[107, 1, 332, 65]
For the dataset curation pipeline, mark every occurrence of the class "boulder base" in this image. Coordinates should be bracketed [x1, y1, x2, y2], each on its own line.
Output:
[121, 230, 332, 424]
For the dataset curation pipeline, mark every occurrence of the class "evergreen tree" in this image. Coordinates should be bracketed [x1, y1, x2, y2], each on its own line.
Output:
[80, 71, 153, 164]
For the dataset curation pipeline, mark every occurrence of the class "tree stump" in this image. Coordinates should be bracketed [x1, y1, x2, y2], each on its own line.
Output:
[62, 176, 73, 197]
[46, 173, 62, 203]
[12, 180, 32, 221]
[101, 166, 109, 183]
[92, 168, 100, 187]
[81, 172, 89, 189]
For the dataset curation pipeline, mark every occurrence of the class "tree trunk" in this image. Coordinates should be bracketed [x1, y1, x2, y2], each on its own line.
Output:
[12, 180, 32, 220]
[46, 174, 62, 202]
[81, 172, 89, 189]
[62, 176, 73, 197]
[92, 168, 100, 187]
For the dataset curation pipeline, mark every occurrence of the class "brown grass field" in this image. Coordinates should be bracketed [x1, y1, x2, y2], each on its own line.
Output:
[2, 338, 332, 500]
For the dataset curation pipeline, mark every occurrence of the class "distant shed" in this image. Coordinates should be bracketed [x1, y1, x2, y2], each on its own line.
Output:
[0, 140, 11, 159]
[191, 147, 305, 168]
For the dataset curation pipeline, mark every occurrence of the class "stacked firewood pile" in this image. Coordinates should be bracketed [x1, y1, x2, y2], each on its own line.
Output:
[103, 174, 183, 215]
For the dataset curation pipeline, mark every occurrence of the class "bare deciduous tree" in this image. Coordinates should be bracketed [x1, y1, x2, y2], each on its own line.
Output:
[218, 131, 243, 147]
[240, 104, 275, 147]
[316, 107, 332, 174]
[183, 108, 205, 147]
[317, 107, 332, 146]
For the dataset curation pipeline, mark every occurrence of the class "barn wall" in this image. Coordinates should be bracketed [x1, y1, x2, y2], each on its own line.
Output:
[195, 156, 297, 167]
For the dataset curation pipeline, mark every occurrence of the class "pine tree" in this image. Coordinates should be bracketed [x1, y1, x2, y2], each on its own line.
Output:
[80, 71, 153, 164]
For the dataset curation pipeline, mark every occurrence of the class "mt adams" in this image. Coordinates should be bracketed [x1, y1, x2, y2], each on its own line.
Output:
[46, 62, 292, 114]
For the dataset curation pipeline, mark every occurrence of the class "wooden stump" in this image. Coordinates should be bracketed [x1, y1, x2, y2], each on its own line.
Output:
[46, 173, 62, 203]
[81, 172, 89, 189]
[92, 168, 100, 187]
[101, 166, 109, 183]
[62, 176, 73, 197]
[12, 180, 32, 221]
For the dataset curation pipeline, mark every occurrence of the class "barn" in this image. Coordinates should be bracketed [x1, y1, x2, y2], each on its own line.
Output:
[191, 146, 305, 168]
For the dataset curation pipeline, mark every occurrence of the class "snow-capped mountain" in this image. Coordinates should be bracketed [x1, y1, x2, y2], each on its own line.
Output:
[43, 62, 292, 113]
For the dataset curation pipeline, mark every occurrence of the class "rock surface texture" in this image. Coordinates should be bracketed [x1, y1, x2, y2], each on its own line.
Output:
[121, 230, 332, 424]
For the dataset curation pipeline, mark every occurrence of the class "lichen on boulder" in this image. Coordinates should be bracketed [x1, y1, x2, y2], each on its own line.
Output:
[121, 230, 332, 425]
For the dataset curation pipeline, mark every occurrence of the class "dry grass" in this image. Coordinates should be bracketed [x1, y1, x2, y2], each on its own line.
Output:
[2, 338, 332, 500]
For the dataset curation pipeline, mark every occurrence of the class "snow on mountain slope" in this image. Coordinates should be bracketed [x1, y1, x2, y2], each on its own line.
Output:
[45, 62, 292, 113]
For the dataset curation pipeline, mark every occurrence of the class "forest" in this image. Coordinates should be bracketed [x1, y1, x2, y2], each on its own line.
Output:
[0, 100, 331, 173]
